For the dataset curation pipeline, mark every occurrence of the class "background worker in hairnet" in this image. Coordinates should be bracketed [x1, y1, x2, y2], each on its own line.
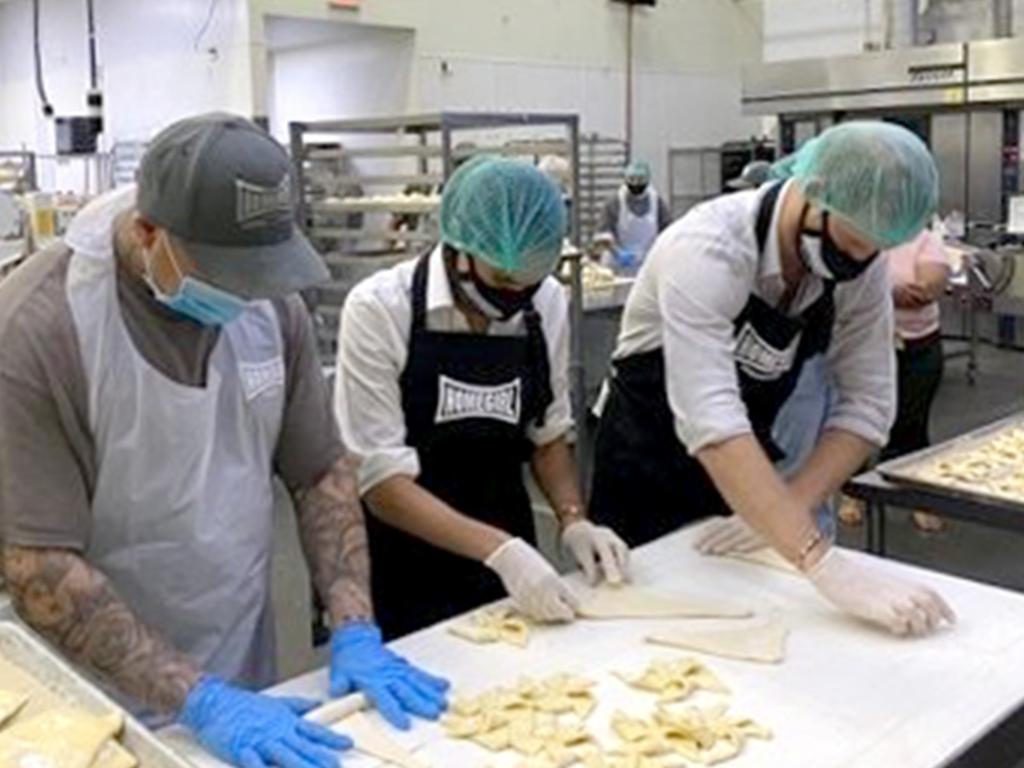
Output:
[0, 114, 447, 768]
[589, 122, 956, 637]
[334, 157, 630, 639]
[595, 160, 672, 272]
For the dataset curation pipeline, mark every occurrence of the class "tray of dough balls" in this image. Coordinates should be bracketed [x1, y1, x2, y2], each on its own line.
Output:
[0, 620, 194, 768]
[878, 414, 1024, 507]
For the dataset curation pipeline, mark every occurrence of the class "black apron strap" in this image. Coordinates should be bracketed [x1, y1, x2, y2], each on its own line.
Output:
[410, 251, 432, 332]
[523, 308, 553, 429]
[755, 181, 785, 255]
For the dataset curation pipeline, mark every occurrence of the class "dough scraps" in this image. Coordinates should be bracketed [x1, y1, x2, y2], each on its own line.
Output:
[333, 710, 428, 768]
[615, 658, 729, 703]
[646, 616, 788, 664]
[724, 546, 799, 574]
[0, 707, 123, 768]
[0, 691, 27, 728]
[91, 738, 139, 768]
[449, 607, 531, 648]
[576, 586, 751, 620]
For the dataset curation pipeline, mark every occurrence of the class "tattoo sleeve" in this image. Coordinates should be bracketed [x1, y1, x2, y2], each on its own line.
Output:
[2, 546, 201, 714]
[293, 455, 373, 627]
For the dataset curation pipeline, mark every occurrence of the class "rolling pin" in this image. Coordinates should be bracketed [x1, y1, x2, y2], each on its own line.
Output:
[304, 693, 368, 725]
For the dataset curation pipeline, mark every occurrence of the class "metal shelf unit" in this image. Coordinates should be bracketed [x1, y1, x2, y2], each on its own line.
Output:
[0, 152, 37, 193]
[579, 134, 627, 244]
[289, 111, 582, 359]
[667, 146, 723, 219]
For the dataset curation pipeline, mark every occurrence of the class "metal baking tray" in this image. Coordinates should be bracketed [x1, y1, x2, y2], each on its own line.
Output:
[0, 621, 195, 767]
[877, 413, 1024, 509]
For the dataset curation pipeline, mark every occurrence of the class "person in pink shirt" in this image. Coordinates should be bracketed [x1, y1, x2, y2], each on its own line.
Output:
[839, 230, 951, 531]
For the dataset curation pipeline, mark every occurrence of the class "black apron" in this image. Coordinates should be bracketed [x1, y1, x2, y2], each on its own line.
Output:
[366, 253, 554, 640]
[589, 182, 836, 547]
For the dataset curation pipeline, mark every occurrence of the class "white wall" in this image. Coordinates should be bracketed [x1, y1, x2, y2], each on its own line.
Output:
[266, 20, 414, 142]
[0, 0, 765, 195]
[251, 0, 764, 194]
[0, 0, 253, 188]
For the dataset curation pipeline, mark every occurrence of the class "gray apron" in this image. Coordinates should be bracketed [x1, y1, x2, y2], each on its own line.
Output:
[64, 188, 284, 714]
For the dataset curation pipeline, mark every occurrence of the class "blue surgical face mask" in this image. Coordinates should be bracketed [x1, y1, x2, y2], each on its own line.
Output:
[145, 237, 248, 326]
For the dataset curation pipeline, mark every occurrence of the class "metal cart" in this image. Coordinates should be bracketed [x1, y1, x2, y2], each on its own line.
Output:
[844, 413, 1024, 555]
[289, 111, 582, 356]
[579, 133, 627, 244]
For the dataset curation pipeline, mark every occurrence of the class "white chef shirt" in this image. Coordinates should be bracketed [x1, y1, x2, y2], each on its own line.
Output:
[615, 180, 896, 455]
[334, 245, 574, 495]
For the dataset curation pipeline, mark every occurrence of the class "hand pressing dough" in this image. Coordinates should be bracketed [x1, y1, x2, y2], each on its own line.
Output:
[91, 739, 139, 768]
[646, 616, 788, 664]
[449, 607, 531, 648]
[0, 707, 123, 768]
[724, 547, 799, 574]
[333, 710, 429, 768]
[0, 690, 28, 728]
[576, 586, 751, 620]
[615, 658, 729, 703]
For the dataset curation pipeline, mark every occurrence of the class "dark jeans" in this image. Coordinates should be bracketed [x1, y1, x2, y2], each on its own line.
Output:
[881, 332, 944, 462]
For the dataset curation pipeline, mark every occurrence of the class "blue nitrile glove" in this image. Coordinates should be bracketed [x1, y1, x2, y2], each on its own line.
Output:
[179, 676, 352, 768]
[614, 248, 638, 274]
[329, 621, 450, 731]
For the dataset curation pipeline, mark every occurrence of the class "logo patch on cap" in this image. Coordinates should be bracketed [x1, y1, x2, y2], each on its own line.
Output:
[236, 177, 292, 229]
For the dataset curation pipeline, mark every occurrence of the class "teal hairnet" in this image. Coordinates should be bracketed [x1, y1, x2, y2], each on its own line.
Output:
[771, 122, 939, 248]
[440, 156, 566, 284]
[625, 160, 652, 183]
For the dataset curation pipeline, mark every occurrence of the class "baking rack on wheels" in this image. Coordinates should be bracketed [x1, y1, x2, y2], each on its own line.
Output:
[288, 111, 582, 361]
[578, 133, 627, 245]
[843, 413, 1024, 556]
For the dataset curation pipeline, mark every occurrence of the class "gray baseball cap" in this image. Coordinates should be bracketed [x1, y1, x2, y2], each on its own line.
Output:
[137, 112, 328, 300]
[727, 160, 773, 190]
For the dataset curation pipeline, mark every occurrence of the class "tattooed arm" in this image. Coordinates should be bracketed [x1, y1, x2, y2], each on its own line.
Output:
[293, 455, 373, 627]
[2, 546, 200, 714]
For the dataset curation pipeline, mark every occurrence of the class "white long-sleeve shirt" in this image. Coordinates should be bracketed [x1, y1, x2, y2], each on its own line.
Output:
[334, 245, 574, 496]
[615, 181, 896, 455]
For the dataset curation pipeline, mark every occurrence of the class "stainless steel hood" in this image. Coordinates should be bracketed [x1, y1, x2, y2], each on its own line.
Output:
[743, 37, 1024, 116]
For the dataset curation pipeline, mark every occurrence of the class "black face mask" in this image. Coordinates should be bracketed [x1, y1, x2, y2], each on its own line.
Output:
[799, 207, 878, 283]
[445, 248, 541, 321]
[627, 183, 648, 197]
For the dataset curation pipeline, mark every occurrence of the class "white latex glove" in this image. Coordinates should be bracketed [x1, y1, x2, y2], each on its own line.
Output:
[485, 538, 580, 623]
[694, 516, 766, 555]
[560, 520, 630, 586]
[809, 549, 956, 636]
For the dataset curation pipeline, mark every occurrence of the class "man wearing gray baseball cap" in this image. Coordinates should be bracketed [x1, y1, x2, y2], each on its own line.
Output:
[0, 113, 447, 767]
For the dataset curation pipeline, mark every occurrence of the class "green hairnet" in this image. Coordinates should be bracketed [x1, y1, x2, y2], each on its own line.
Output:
[771, 122, 939, 248]
[440, 156, 566, 284]
[625, 160, 651, 183]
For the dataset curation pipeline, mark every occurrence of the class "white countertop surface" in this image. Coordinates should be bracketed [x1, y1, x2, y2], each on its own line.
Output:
[162, 524, 1024, 768]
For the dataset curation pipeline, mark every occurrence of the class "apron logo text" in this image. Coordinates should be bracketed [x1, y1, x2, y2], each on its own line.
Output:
[240, 358, 285, 401]
[435, 375, 522, 426]
[734, 323, 800, 382]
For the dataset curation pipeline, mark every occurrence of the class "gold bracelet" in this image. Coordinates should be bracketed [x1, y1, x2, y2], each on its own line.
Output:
[558, 504, 586, 529]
